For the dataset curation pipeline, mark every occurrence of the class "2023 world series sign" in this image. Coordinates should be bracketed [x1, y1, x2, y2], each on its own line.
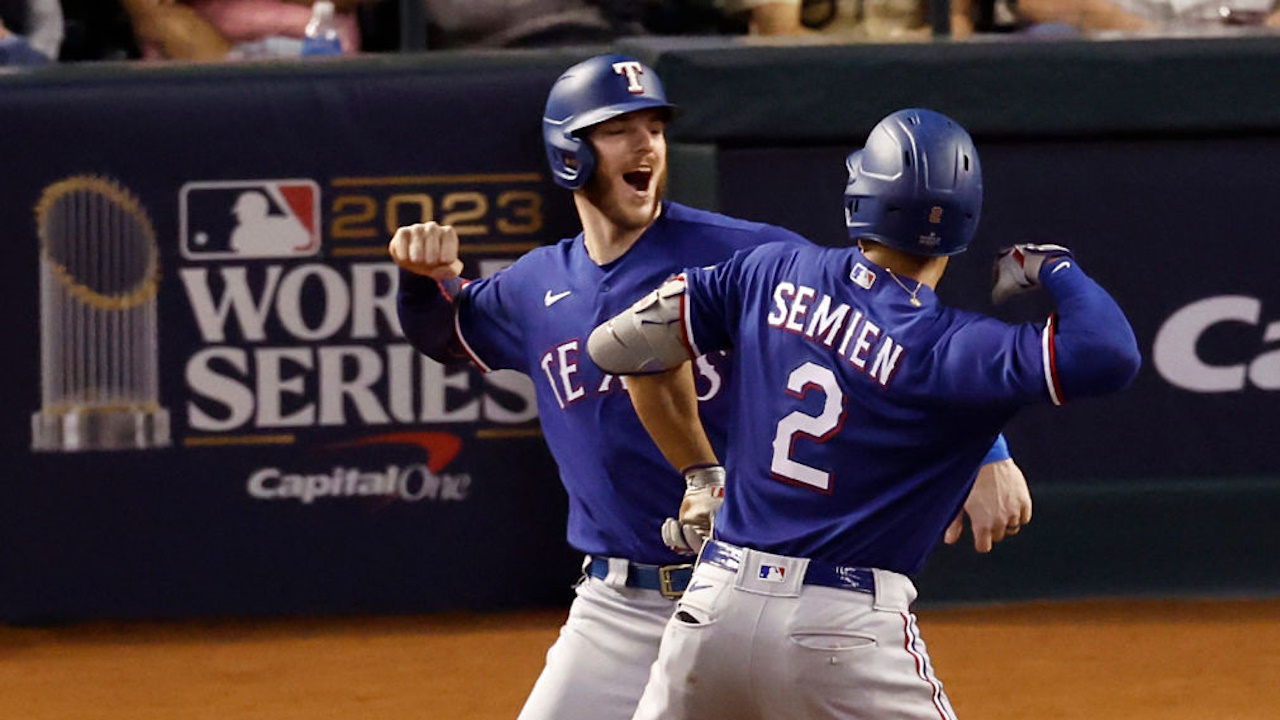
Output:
[0, 59, 586, 622]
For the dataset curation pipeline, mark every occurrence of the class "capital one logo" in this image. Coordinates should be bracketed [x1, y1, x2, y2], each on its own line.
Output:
[1152, 295, 1280, 392]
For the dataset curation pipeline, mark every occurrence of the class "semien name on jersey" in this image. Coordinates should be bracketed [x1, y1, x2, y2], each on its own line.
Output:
[766, 281, 906, 388]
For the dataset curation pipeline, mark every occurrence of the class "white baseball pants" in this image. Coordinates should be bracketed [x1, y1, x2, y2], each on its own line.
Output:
[517, 562, 678, 720]
[631, 544, 958, 720]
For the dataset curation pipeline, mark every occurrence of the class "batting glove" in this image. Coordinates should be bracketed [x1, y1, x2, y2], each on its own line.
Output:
[991, 243, 1074, 304]
[661, 464, 726, 556]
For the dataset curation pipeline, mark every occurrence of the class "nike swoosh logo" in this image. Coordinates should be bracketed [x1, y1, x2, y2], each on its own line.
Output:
[1051, 261, 1072, 274]
[544, 290, 572, 307]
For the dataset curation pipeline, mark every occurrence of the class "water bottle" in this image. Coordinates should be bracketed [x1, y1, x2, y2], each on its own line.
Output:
[300, 1, 343, 57]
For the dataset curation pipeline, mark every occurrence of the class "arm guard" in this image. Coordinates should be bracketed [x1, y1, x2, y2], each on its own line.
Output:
[588, 276, 694, 375]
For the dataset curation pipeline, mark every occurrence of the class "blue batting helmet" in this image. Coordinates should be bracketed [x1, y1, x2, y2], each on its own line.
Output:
[844, 108, 982, 256]
[543, 54, 677, 190]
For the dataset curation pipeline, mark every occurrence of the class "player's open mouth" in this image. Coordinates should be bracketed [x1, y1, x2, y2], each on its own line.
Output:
[623, 169, 652, 193]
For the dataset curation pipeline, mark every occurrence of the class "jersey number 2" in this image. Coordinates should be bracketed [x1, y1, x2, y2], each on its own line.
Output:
[771, 362, 844, 492]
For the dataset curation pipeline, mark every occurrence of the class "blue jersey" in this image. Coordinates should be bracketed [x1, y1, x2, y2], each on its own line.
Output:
[679, 243, 1140, 576]
[448, 202, 806, 564]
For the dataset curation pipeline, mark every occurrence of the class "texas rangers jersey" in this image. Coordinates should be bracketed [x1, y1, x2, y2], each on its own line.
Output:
[452, 202, 806, 564]
[679, 242, 1139, 576]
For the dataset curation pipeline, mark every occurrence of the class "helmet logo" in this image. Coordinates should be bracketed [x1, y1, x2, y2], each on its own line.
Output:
[929, 206, 944, 224]
[612, 61, 647, 94]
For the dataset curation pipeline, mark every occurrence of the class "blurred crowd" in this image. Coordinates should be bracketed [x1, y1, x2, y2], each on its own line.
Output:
[2, 0, 1279, 66]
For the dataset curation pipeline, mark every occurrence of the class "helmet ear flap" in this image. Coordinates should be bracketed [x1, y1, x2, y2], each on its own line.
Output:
[543, 123, 584, 190]
[843, 149, 879, 238]
[547, 132, 596, 191]
[571, 142, 596, 191]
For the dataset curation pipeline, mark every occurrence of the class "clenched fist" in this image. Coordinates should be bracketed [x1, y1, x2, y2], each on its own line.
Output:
[991, 243, 1074, 304]
[388, 222, 465, 281]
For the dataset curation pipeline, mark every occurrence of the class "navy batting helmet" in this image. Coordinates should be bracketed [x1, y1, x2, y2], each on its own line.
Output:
[543, 54, 677, 190]
[844, 108, 982, 256]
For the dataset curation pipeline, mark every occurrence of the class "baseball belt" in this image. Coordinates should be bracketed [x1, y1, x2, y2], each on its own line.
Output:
[586, 557, 694, 599]
[700, 540, 876, 596]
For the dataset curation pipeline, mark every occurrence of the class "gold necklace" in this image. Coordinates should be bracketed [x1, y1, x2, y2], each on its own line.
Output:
[884, 267, 924, 307]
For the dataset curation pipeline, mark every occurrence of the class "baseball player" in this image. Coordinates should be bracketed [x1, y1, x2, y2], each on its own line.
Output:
[588, 108, 1141, 720]
[390, 58, 1032, 720]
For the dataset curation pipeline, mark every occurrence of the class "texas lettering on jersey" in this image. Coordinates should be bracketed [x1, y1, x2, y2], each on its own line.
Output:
[539, 339, 728, 410]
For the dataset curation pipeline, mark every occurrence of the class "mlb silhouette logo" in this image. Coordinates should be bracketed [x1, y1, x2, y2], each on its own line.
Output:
[759, 565, 787, 582]
[850, 263, 876, 290]
[180, 179, 321, 260]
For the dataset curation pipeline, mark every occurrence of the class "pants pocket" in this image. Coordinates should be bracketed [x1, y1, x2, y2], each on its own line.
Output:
[789, 629, 878, 652]
[672, 603, 716, 627]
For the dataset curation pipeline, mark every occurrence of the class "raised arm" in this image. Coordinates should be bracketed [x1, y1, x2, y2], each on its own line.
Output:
[389, 222, 469, 365]
[992, 244, 1141, 402]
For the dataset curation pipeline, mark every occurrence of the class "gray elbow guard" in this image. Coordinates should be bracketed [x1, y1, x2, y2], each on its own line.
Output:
[588, 276, 694, 375]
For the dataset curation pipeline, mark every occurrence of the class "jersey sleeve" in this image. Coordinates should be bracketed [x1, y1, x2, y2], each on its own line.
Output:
[397, 271, 468, 365]
[681, 245, 774, 357]
[1039, 259, 1142, 403]
[935, 259, 1140, 408]
[931, 313, 1061, 407]
[454, 269, 528, 373]
[981, 433, 1011, 465]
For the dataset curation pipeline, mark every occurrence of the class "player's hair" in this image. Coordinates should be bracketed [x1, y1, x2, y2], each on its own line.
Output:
[844, 108, 983, 256]
[542, 54, 677, 191]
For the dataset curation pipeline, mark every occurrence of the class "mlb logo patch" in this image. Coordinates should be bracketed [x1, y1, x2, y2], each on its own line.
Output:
[759, 565, 787, 583]
[180, 179, 321, 260]
[850, 263, 876, 290]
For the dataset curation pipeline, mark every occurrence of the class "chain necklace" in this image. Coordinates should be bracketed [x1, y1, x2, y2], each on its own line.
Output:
[883, 267, 924, 307]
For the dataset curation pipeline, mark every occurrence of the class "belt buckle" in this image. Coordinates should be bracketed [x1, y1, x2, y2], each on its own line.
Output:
[657, 563, 692, 599]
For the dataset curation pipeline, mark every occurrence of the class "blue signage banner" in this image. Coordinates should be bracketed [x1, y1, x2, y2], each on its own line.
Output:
[0, 61, 586, 622]
[4, 55, 1277, 621]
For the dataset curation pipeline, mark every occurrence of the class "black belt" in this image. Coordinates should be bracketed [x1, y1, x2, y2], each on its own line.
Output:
[701, 540, 876, 595]
[586, 558, 693, 599]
